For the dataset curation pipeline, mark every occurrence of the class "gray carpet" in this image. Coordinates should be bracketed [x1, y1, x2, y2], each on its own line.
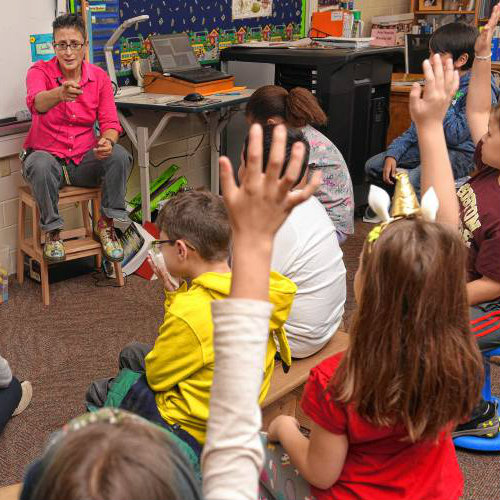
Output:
[0, 219, 499, 499]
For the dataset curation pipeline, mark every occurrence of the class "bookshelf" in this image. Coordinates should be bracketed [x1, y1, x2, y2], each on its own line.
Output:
[410, 0, 485, 26]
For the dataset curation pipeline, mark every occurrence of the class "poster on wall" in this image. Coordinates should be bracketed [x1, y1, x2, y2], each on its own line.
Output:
[232, 0, 273, 20]
[30, 34, 55, 62]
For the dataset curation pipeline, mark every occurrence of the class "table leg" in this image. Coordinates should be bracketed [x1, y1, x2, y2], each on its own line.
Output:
[209, 112, 221, 195]
[137, 126, 151, 224]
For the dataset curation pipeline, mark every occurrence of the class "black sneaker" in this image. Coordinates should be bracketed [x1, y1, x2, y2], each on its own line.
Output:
[452, 401, 499, 438]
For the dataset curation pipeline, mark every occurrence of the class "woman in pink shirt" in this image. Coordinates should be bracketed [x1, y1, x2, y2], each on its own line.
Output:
[22, 14, 131, 263]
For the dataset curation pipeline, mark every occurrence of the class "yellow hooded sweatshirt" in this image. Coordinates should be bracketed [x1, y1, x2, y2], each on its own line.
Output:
[145, 271, 296, 444]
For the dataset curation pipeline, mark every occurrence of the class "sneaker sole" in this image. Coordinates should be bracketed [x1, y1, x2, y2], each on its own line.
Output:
[43, 254, 66, 264]
[362, 216, 382, 224]
[12, 381, 33, 416]
[452, 421, 500, 438]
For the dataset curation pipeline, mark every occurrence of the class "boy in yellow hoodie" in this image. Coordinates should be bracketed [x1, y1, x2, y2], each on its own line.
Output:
[87, 189, 296, 445]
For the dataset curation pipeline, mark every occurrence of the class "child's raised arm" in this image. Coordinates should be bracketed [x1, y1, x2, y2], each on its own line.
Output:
[467, 5, 500, 145]
[410, 55, 460, 227]
[202, 124, 321, 500]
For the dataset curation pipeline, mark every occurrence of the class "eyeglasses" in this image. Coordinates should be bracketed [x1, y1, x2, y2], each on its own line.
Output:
[53, 42, 85, 52]
[151, 239, 197, 252]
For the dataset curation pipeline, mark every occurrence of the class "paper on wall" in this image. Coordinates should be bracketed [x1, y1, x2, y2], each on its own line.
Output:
[232, 0, 273, 20]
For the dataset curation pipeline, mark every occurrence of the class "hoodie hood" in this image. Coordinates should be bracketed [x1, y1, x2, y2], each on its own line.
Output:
[192, 271, 297, 331]
[192, 271, 297, 368]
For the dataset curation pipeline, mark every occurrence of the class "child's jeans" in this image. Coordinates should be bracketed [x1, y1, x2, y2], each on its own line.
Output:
[365, 150, 474, 199]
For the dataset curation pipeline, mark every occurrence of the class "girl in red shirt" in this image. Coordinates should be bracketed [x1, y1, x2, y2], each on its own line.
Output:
[263, 58, 484, 500]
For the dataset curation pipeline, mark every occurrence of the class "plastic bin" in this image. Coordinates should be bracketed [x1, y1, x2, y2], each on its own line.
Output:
[0, 245, 9, 304]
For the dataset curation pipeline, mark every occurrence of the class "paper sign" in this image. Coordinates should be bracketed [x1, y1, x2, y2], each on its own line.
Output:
[30, 34, 55, 62]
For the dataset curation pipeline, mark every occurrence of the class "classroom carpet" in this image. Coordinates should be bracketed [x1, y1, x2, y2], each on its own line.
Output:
[1, 219, 499, 499]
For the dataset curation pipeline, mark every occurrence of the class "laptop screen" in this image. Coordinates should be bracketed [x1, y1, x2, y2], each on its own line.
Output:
[150, 33, 200, 73]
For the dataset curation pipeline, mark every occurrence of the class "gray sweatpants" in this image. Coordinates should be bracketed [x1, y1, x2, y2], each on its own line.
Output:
[22, 145, 132, 232]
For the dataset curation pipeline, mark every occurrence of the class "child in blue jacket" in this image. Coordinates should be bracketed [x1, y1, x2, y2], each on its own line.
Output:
[365, 22, 498, 220]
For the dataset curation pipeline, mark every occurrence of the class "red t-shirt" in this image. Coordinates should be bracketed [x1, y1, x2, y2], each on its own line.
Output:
[457, 147, 500, 283]
[301, 353, 463, 500]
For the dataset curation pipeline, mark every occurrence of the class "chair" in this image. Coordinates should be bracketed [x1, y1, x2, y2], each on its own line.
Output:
[453, 346, 500, 451]
[405, 34, 431, 74]
[17, 185, 124, 306]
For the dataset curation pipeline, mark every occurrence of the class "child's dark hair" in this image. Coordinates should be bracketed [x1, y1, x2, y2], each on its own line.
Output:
[156, 190, 231, 262]
[30, 420, 201, 500]
[243, 125, 311, 186]
[429, 22, 478, 70]
[331, 218, 483, 442]
[245, 85, 327, 128]
[53, 13, 87, 40]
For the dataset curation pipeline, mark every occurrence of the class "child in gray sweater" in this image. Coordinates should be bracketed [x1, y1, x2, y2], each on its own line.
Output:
[0, 355, 32, 434]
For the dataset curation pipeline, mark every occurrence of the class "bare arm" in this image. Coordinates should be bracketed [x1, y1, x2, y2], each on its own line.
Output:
[269, 417, 348, 490]
[467, 6, 500, 145]
[34, 81, 83, 113]
[467, 277, 500, 305]
[411, 56, 460, 227]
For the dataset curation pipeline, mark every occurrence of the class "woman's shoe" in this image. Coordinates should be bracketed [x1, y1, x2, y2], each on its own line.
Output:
[43, 230, 65, 263]
[12, 381, 33, 417]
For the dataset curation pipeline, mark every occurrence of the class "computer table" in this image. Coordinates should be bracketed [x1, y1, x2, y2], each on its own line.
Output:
[221, 46, 403, 205]
[115, 90, 253, 224]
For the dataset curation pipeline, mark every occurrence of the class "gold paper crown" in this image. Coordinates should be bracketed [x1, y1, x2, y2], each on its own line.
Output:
[366, 171, 438, 251]
[390, 172, 421, 218]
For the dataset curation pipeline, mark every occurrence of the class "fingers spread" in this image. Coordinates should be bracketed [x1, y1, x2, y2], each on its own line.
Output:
[278, 141, 305, 195]
[266, 124, 287, 181]
[245, 124, 264, 186]
[219, 156, 237, 201]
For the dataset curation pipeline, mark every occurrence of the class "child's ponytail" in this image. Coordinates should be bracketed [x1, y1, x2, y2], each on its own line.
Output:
[285, 87, 327, 128]
[246, 85, 327, 127]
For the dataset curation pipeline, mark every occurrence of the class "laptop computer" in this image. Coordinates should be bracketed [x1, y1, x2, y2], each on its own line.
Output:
[150, 33, 232, 84]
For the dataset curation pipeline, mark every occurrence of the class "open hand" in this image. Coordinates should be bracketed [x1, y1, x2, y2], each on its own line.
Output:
[220, 124, 321, 242]
[382, 156, 397, 185]
[94, 137, 113, 160]
[58, 80, 82, 102]
[147, 254, 179, 292]
[475, 4, 500, 57]
[409, 54, 459, 128]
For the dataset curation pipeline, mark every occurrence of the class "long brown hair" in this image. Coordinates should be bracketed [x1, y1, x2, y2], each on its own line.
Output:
[332, 218, 483, 442]
[32, 420, 200, 500]
[245, 85, 327, 128]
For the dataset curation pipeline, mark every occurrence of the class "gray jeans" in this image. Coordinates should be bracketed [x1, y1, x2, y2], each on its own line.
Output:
[22, 145, 132, 232]
[86, 341, 152, 408]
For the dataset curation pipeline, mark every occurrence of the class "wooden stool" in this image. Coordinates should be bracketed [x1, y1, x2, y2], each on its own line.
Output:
[262, 330, 349, 430]
[17, 185, 124, 306]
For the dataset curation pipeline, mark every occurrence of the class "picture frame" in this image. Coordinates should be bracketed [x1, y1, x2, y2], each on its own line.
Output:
[418, 0, 443, 11]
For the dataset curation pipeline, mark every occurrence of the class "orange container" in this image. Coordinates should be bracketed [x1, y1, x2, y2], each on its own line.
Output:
[144, 73, 236, 95]
[311, 10, 346, 38]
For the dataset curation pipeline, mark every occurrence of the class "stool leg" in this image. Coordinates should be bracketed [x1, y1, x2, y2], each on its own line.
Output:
[113, 262, 125, 287]
[40, 259, 50, 306]
[81, 200, 91, 238]
[17, 199, 26, 284]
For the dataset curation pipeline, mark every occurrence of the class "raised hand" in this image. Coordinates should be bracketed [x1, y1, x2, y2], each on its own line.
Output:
[220, 124, 321, 241]
[409, 54, 459, 128]
[475, 4, 500, 58]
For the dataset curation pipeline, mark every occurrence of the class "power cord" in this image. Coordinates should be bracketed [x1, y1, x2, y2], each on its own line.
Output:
[149, 134, 205, 169]
[91, 269, 128, 288]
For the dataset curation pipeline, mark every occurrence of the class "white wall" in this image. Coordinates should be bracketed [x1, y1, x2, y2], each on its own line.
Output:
[0, 0, 56, 119]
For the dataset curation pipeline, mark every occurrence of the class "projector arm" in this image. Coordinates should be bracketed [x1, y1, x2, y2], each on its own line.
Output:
[104, 15, 149, 86]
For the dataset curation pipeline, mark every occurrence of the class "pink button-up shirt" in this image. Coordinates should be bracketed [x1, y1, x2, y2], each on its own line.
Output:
[24, 57, 122, 164]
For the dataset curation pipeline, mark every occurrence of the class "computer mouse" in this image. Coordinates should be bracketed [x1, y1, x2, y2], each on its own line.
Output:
[184, 92, 204, 102]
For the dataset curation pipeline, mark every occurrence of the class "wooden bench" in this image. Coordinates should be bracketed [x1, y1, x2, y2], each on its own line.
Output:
[262, 330, 349, 430]
[0, 483, 21, 500]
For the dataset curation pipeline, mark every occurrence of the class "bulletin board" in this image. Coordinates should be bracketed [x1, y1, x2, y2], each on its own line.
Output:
[118, 0, 303, 70]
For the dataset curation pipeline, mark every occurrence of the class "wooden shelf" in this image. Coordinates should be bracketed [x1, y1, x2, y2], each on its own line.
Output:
[414, 10, 475, 14]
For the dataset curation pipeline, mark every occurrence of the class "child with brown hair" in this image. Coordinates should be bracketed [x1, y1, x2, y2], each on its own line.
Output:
[87, 189, 297, 447]
[246, 85, 354, 243]
[413, 7, 500, 437]
[262, 60, 484, 500]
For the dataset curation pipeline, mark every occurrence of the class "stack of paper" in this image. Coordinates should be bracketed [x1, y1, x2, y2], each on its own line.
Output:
[313, 37, 374, 49]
